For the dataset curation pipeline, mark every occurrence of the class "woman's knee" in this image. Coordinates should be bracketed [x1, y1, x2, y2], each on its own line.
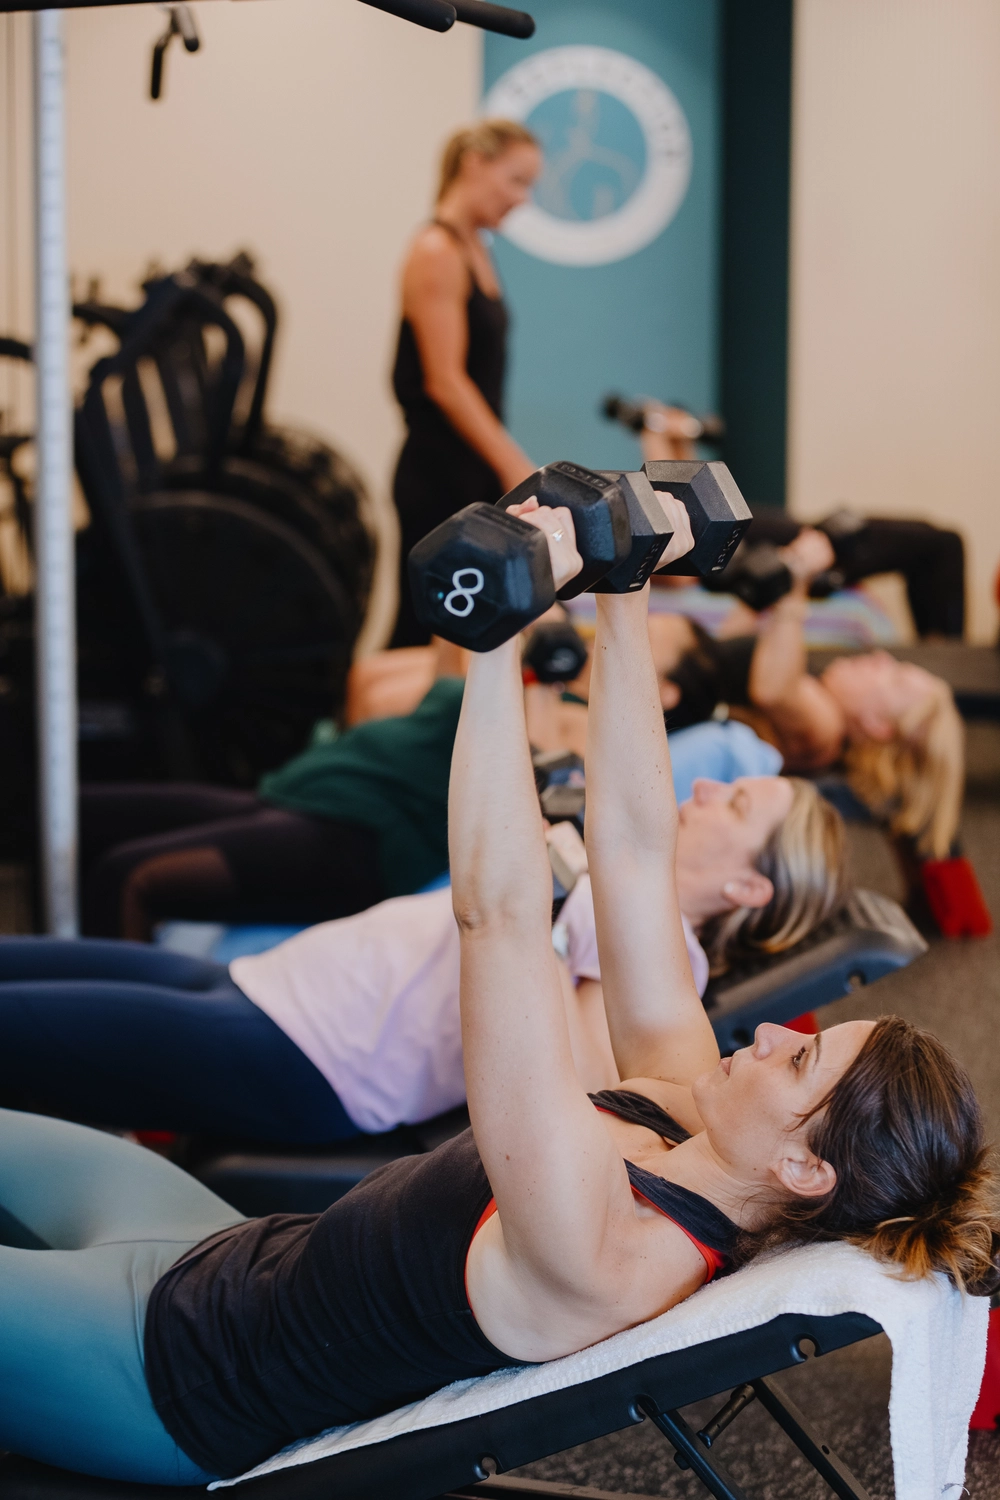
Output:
[118, 848, 236, 942]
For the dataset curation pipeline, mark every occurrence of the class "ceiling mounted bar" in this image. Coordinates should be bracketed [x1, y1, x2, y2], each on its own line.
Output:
[451, 0, 533, 38]
[33, 7, 78, 936]
[356, 0, 456, 30]
[1, 0, 536, 30]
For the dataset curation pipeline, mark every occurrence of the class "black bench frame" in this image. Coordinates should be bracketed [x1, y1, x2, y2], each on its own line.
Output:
[0, 1312, 881, 1500]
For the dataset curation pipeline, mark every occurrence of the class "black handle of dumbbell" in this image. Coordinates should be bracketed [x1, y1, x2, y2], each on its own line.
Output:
[450, 0, 535, 37]
[357, 0, 457, 32]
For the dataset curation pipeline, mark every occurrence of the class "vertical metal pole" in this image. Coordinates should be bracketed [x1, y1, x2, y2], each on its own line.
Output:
[33, 8, 77, 936]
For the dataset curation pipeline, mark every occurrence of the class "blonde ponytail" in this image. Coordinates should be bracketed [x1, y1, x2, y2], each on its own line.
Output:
[700, 779, 847, 977]
[844, 678, 964, 860]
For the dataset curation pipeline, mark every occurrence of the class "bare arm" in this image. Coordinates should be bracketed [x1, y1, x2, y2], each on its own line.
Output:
[403, 231, 533, 492]
[748, 536, 845, 766]
[585, 584, 720, 1088]
[451, 643, 628, 1301]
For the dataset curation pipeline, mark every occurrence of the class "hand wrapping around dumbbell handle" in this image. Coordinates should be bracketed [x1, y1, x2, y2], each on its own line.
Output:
[503, 493, 697, 600]
[408, 460, 699, 651]
[505, 497, 583, 592]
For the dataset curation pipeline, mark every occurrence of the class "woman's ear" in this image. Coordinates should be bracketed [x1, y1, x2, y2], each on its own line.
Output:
[659, 678, 681, 710]
[774, 1149, 837, 1201]
[721, 872, 774, 911]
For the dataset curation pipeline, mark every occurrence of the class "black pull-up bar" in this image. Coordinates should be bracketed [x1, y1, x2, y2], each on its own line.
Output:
[0, 0, 536, 33]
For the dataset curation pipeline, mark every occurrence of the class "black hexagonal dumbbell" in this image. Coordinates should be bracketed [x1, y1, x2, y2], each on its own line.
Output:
[594, 467, 676, 594]
[642, 459, 752, 578]
[407, 461, 633, 651]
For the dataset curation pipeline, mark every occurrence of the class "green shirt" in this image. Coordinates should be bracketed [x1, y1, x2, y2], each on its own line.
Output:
[258, 677, 464, 897]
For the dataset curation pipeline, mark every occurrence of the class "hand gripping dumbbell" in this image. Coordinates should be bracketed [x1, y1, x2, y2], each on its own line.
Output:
[407, 461, 634, 651]
[602, 393, 725, 445]
[407, 458, 752, 651]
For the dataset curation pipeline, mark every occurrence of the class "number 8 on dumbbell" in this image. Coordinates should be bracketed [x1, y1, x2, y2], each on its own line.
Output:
[443, 568, 486, 619]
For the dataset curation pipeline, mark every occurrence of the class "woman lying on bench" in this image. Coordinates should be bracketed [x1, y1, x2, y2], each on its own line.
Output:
[0, 503, 995, 1489]
[705, 529, 965, 860]
[0, 767, 844, 1141]
[76, 613, 729, 940]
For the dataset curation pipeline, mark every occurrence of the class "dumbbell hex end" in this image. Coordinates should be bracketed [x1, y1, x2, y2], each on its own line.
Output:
[408, 502, 556, 652]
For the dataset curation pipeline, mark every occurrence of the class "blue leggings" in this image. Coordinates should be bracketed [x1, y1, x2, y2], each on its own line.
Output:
[0, 938, 360, 1143]
[0, 1108, 244, 1483]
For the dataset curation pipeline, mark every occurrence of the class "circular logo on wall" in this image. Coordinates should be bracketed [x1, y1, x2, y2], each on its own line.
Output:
[482, 45, 692, 267]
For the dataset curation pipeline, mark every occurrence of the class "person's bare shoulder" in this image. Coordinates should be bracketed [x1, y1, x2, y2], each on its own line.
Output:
[403, 224, 469, 300]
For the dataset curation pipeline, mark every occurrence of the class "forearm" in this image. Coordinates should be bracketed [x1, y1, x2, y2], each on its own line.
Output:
[748, 590, 809, 707]
[448, 639, 552, 932]
[585, 593, 711, 1082]
[586, 590, 676, 858]
[451, 642, 614, 1273]
[427, 370, 531, 487]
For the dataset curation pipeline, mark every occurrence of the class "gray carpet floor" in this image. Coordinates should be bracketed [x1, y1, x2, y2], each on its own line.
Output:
[513, 724, 1000, 1498]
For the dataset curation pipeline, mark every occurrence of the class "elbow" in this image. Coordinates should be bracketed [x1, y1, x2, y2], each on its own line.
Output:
[748, 673, 789, 712]
[451, 884, 550, 939]
[424, 372, 464, 414]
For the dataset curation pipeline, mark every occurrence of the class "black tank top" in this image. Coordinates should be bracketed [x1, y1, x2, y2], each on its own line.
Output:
[144, 1092, 737, 1479]
[392, 221, 509, 449]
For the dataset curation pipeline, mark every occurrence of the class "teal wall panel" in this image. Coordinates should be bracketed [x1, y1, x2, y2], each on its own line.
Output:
[483, 0, 721, 474]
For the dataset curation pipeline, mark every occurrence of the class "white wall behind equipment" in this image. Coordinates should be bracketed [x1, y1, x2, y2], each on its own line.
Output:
[62, 0, 482, 650]
[787, 0, 1000, 642]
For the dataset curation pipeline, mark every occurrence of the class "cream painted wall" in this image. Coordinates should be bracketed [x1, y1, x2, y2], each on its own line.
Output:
[1, 1, 482, 647]
[788, 0, 1000, 641]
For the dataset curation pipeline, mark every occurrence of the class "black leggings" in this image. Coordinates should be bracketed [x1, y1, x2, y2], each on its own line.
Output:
[0, 938, 358, 1142]
[747, 514, 965, 638]
[81, 784, 384, 940]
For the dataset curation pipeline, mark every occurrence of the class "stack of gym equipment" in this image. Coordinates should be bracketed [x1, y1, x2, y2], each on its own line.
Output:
[0, 255, 374, 862]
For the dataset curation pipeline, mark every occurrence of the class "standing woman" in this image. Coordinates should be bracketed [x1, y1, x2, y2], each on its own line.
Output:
[390, 120, 542, 646]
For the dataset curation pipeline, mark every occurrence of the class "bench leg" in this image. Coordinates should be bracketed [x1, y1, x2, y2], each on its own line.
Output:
[445, 1373, 875, 1500]
[751, 1377, 874, 1500]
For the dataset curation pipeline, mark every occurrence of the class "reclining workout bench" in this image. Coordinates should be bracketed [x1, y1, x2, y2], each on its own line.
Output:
[2, 1230, 982, 1500]
[183, 888, 925, 1219]
[0, 1307, 885, 1500]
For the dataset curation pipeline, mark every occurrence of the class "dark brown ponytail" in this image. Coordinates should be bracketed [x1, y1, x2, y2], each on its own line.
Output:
[734, 1016, 1000, 1294]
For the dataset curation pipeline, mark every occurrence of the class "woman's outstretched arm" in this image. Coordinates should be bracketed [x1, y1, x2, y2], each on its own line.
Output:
[450, 507, 650, 1346]
[585, 580, 720, 1090]
[748, 532, 844, 767]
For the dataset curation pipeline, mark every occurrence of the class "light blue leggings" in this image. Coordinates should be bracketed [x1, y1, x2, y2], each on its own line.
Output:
[0, 1108, 245, 1484]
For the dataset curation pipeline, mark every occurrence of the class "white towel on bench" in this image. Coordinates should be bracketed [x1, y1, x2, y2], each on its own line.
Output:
[212, 1241, 988, 1500]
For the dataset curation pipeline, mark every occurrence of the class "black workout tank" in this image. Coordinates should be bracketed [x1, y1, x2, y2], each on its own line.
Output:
[390, 221, 510, 646]
[144, 1092, 736, 1479]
